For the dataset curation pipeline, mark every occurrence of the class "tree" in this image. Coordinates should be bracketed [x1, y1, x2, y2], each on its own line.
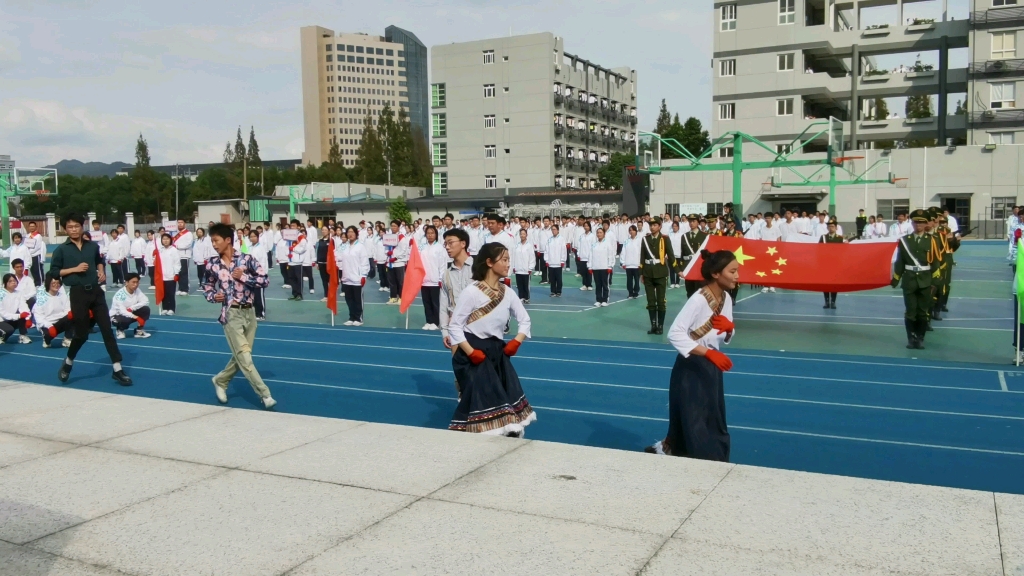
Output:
[654, 99, 672, 135]
[327, 139, 343, 166]
[598, 152, 634, 190]
[662, 115, 710, 160]
[377, 104, 398, 185]
[954, 99, 966, 115]
[354, 113, 387, 184]
[247, 126, 262, 166]
[904, 89, 935, 148]
[134, 133, 151, 168]
[873, 97, 889, 121]
[233, 127, 247, 166]
[387, 196, 413, 225]
[223, 142, 234, 164]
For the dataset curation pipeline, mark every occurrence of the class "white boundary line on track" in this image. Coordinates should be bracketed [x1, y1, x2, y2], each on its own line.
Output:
[737, 318, 1005, 331]
[999, 371, 1010, 392]
[733, 312, 1010, 322]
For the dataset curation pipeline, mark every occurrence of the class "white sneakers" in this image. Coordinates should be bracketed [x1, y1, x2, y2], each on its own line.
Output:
[319, 297, 328, 302]
[769, 287, 776, 293]
[135, 329, 151, 339]
[378, 287, 388, 292]
[159, 310, 175, 316]
[580, 286, 588, 291]
[344, 320, 355, 326]
[18, 335, 31, 344]
[148, 285, 156, 290]
[262, 396, 277, 410]
[594, 302, 602, 308]
[116, 330, 126, 340]
[281, 284, 290, 289]
[62, 337, 72, 348]
[309, 289, 315, 294]
[761, 287, 777, 293]
[352, 321, 363, 326]
[601, 302, 610, 307]
[213, 381, 228, 404]
[422, 324, 439, 331]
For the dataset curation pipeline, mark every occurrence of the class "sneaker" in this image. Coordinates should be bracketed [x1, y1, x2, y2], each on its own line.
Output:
[42, 340, 52, 348]
[580, 286, 588, 291]
[18, 335, 31, 344]
[644, 440, 667, 455]
[256, 316, 266, 321]
[343, 320, 355, 326]
[165, 310, 175, 316]
[309, 289, 315, 294]
[134, 329, 151, 339]
[58, 362, 72, 383]
[378, 287, 388, 292]
[522, 299, 530, 304]
[281, 284, 290, 289]
[262, 396, 277, 410]
[769, 287, 776, 293]
[594, 302, 601, 308]
[352, 321, 363, 326]
[540, 281, 549, 285]
[116, 330, 126, 340]
[62, 337, 72, 348]
[761, 287, 769, 294]
[100, 285, 107, 292]
[320, 297, 328, 302]
[213, 380, 228, 404]
[602, 302, 610, 307]
[422, 323, 432, 330]
[148, 285, 156, 290]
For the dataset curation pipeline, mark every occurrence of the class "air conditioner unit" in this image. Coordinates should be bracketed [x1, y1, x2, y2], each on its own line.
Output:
[984, 110, 997, 119]
[993, 60, 1006, 70]
[555, 66, 561, 74]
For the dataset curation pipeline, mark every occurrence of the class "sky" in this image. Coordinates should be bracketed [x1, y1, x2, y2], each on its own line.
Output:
[0, 0, 712, 167]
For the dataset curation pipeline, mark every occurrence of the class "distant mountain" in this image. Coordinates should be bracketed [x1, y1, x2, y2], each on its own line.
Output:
[44, 159, 134, 178]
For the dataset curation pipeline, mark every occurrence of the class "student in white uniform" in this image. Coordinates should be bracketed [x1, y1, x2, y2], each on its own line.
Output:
[106, 229, 127, 286]
[419, 225, 448, 330]
[192, 228, 213, 284]
[1, 232, 31, 274]
[247, 230, 269, 320]
[130, 230, 148, 276]
[25, 221, 46, 286]
[274, 234, 290, 289]
[544, 224, 567, 297]
[575, 221, 595, 291]
[286, 219, 309, 301]
[171, 220, 193, 295]
[512, 228, 536, 303]
[336, 226, 370, 326]
[620, 225, 642, 299]
[0, 273, 33, 343]
[33, 272, 73, 348]
[110, 273, 152, 339]
[157, 233, 181, 315]
[667, 221, 684, 289]
[11, 259, 37, 309]
[590, 227, 615, 307]
[385, 219, 411, 304]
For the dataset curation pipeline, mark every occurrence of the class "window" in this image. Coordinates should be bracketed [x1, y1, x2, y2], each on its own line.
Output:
[990, 131, 1016, 144]
[994, 0, 1019, 5]
[432, 142, 447, 167]
[375, 48, 383, 55]
[398, 50, 405, 57]
[356, 57, 364, 64]
[485, 145, 496, 158]
[877, 199, 910, 221]
[326, 55, 332, 62]
[431, 83, 446, 108]
[386, 49, 393, 56]
[431, 113, 446, 138]
[325, 44, 332, 51]
[483, 84, 495, 98]
[376, 58, 384, 65]
[721, 4, 736, 31]
[665, 204, 680, 217]
[503, 56, 509, 61]
[718, 147, 734, 158]
[993, 196, 1016, 219]
[776, 144, 793, 154]
[719, 103, 735, 120]
[707, 202, 724, 215]
[778, 0, 795, 24]
[485, 175, 497, 189]
[993, 32, 1017, 59]
[356, 46, 364, 53]
[776, 98, 794, 116]
[503, 87, 509, 93]
[484, 115, 496, 128]
[778, 53, 794, 71]
[433, 172, 448, 195]
[483, 50, 495, 64]
[503, 117, 510, 124]
[991, 82, 1016, 109]
[719, 59, 736, 77]
[386, 59, 394, 66]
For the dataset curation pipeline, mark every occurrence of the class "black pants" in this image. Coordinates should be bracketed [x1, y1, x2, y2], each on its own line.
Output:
[539, 255, 548, 283]
[253, 286, 266, 318]
[626, 268, 641, 298]
[548, 266, 563, 295]
[534, 252, 543, 272]
[823, 292, 837, 305]
[367, 259, 376, 279]
[421, 285, 441, 325]
[319, 265, 331, 297]
[303, 265, 314, 292]
[578, 260, 591, 287]
[685, 280, 701, 298]
[593, 269, 609, 303]
[121, 260, 129, 282]
[279, 263, 288, 285]
[515, 273, 531, 301]
[148, 262, 156, 286]
[111, 262, 124, 285]
[342, 284, 363, 322]
[112, 306, 151, 330]
[0, 318, 28, 340]
[43, 316, 74, 344]
[388, 266, 406, 299]
[178, 259, 190, 292]
[134, 258, 147, 276]
[289, 264, 304, 297]
[196, 263, 207, 287]
[67, 285, 122, 363]
[163, 281, 177, 311]
[31, 255, 44, 286]
[669, 264, 681, 286]
[377, 263, 389, 289]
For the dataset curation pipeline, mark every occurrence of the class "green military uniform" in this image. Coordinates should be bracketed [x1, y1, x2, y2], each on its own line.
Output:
[892, 209, 942, 349]
[936, 217, 960, 314]
[679, 214, 707, 298]
[640, 217, 675, 335]
[819, 220, 844, 309]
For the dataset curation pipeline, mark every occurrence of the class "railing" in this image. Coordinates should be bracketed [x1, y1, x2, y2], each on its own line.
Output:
[969, 109, 1024, 124]
[968, 58, 1024, 76]
[971, 6, 1024, 26]
[555, 154, 563, 166]
[554, 93, 564, 105]
[554, 124, 564, 135]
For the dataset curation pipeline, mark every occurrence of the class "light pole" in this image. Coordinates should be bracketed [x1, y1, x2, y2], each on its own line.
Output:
[174, 163, 179, 220]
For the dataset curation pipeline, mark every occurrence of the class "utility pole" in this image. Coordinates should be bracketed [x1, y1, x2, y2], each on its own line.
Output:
[174, 163, 179, 220]
[243, 157, 248, 201]
[260, 165, 264, 195]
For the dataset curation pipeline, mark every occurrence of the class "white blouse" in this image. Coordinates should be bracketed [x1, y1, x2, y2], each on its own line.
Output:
[667, 289, 735, 358]
[448, 283, 532, 345]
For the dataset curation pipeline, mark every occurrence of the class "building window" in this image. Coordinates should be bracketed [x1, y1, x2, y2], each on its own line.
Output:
[325, 44, 332, 51]
[721, 4, 737, 31]
[484, 114, 496, 128]
[485, 175, 497, 189]
[718, 147, 734, 158]
[778, 53, 794, 71]
[994, 0, 1018, 5]
[433, 172, 447, 195]
[665, 204, 680, 217]
[877, 199, 910, 220]
[431, 83, 446, 108]
[778, 0, 795, 24]
[356, 46, 364, 53]
[776, 98, 794, 116]
[502, 87, 509, 93]
[707, 202, 724, 215]
[483, 50, 495, 64]
[431, 113, 447, 138]
[993, 196, 1016, 219]
[993, 32, 1017, 59]
[386, 49, 393, 56]
[990, 131, 1016, 144]
[991, 82, 1016, 109]
[776, 144, 793, 154]
[483, 84, 496, 98]
[719, 103, 735, 120]
[719, 59, 736, 77]
[485, 145, 496, 158]
[432, 143, 447, 167]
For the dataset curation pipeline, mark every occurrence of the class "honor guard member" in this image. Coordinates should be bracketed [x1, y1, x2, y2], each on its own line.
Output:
[639, 217, 676, 335]
[935, 213, 959, 315]
[679, 214, 707, 298]
[819, 218, 844, 310]
[891, 209, 943, 350]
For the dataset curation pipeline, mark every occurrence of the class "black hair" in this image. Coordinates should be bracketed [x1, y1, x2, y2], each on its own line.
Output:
[45, 271, 62, 289]
[2, 273, 16, 288]
[11, 258, 24, 268]
[208, 223, 233, 240]
[160, 233, 174, 244]
[700, 249, 737, 282]
[290, 219, 302, 226]
[444, 213, 454, 220]
[491, 215, 507, 225]
[11, 232, 21, 241]
[629, 225, 637, 233]
[124, 272, 140, 283]
[472, 242, 508, 281]
[390, 219, 400, 227]
[443, 228, 469, 247]
[424, 224, 438, 239]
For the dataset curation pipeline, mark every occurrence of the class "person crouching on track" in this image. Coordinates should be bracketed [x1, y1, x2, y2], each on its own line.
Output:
[646, 249, 738, 462]
[447, 242, 536, 437]
[0, 273, 33, 344]
[110, 273, 152, 339]
[32, 272, 74, 348]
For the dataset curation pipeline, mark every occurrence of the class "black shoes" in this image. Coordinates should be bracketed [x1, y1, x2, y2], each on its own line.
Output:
[58, 363, 72, 384]
[112, 370, 133, 386]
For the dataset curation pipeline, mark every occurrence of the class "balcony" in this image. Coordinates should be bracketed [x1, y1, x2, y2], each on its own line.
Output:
[969, 58, 1024, 78]
[969, 109, 1024, 127]
[554, 124, 565, 135]
[852, 114, 968, 140]
[554, 153, 563, 166]
[971, 6, 1024, 28]
[554, 93, 564, 106]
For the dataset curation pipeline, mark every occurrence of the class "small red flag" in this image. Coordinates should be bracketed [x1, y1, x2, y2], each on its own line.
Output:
[326, 239, 338, 316]
[153, 243, 165, 306]
[683, 236, 895, 293]
[400, 241, 425, 315]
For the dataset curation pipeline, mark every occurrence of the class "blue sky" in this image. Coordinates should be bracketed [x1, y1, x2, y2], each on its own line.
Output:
[0, 0, 712, 167]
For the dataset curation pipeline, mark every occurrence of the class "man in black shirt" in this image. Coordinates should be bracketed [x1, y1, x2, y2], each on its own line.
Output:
[50, 214, 132, 385]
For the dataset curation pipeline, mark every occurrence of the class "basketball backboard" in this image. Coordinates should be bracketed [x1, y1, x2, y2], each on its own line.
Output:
[827, 117, 845, 166]
[636, 132, 661, 171]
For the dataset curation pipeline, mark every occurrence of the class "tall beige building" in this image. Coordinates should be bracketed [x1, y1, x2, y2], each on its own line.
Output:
[300, 26, 408, 167]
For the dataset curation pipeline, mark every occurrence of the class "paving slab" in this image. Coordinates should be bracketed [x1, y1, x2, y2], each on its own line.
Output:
[0, 446, 221, 544]
[245, 422, 523, 496]
[0, 394, 224, 444]
[0, 431, 76, 469]
[0, 540, 126, 576]
[674, 465, 1003, 576]
[96, 408, 362, 468]
[0, 385, 111, 419]
[0, 378, 25, 389]
[32, 469, 416, 576]
[288, 498, 663, 576]
[431, 440, 733, 536]
[997, 492, 1024, 576]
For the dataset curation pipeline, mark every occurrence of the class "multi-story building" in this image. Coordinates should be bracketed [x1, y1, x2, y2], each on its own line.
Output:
[300, 26, 410, 167]
[430, 32, 637, 197]
[385, 26, 429, 144]
[969, 0, 1024, 145]
[0, 155, 14, 173]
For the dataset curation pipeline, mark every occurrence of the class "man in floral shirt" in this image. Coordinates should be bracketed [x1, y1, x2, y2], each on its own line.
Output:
[202, 223, 276, 409]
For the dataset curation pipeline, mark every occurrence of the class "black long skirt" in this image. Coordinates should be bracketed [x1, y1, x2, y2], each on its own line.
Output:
[449, 334, 536, 435]
[665, 353, 730, 462]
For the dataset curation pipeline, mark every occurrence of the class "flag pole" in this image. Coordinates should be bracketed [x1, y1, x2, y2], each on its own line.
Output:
[405, 309, 409, 330]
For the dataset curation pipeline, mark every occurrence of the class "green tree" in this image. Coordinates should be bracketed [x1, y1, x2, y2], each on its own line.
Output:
[954, 99, 966, 115]
[654, 99, 672, 135]
[135, 133, 151, 167]
[661, 115, 710, 159]
[327, 140, 343, 166]
[408, 124, 432, 188]
[233, 127, 247, 167]
[223, 142, 234, 164]
[131, 133, 160, 218]
[904, 90, 935, 148]
[598, 152, 634, 189]
[247, 126, 262, 166]
[377, 104, 398, 184]
[354, 113, 387, 184]
[873, 97, 889, 121]
[387, 196, 413, 224]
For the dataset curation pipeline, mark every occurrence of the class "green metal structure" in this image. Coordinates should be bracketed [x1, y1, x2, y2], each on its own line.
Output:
[636, 118, 898, 216]
[1, 168, 58, 245]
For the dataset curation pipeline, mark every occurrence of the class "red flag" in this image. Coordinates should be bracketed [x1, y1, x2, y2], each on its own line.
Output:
[683, 236, 896, 293]
[400, 241, 425, 315]
[326, 239, 338, 316]
[153, 245, 165, 306]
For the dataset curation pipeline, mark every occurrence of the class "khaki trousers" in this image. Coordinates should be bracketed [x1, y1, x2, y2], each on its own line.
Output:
[213, 307, 271, 399]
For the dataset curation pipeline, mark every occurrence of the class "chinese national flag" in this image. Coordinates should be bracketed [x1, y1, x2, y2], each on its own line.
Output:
[400, 241, 425, 315]
[326, 239, 338, 316]
[153, 245, 165, 306]
[682, 236, 895, 293]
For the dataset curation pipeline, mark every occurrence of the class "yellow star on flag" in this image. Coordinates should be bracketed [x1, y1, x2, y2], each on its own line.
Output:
[776, 258, 787, 266]
[756, 271, 767, 278]
[766, 246, 778, 256]
[733, 246, 755, 265]
[772, 269, 783, 275]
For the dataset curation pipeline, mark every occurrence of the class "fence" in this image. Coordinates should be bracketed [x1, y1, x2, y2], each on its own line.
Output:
[976, 207, 1008, 240]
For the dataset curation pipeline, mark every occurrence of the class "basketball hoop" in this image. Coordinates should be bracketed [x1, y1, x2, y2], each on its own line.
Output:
[760, 180, 773, 193]
[832, 156, 864, 165]
[893, 177, 909, 189]
[33, 188, 49, 202]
